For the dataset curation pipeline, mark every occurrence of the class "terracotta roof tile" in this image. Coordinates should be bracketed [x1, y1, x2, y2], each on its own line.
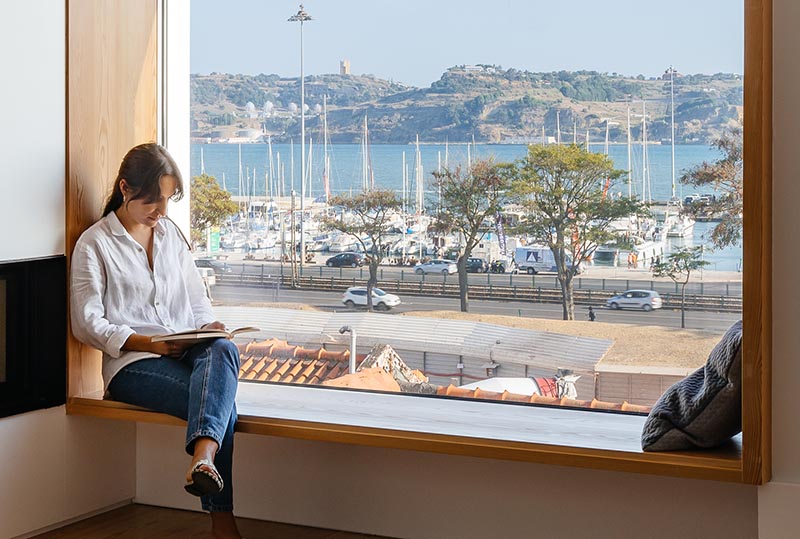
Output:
[621, 402, 652, 413]
[238, 339, 650, 414]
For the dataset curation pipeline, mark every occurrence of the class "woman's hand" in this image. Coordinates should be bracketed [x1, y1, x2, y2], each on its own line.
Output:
[148, 338, 197, 358]
[201, 321, 226, 331]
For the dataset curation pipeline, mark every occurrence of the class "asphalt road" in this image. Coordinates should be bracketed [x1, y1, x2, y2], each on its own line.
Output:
[211, 283, 740, 332]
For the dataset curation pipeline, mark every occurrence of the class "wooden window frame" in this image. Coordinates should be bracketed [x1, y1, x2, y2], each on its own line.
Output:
[65, 0, 771, 485]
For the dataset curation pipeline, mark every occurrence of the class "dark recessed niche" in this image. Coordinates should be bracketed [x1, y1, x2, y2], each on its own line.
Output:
[0, 256, 66, 418]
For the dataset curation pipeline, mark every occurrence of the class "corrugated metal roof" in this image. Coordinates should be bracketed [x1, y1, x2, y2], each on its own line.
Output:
[215, 306, 612, 374]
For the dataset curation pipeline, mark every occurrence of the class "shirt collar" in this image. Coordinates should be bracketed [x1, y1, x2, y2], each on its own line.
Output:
[106, 211, 167, 238]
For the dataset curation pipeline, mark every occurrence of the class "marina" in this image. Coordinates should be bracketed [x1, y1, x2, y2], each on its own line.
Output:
[192, 140, 742, 272]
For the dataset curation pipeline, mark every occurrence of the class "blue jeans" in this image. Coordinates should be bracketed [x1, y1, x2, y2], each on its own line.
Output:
[107, 339, 240, 512]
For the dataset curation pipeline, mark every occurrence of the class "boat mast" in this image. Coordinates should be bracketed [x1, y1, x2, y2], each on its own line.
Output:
[415, 134, 423, 215]
[361, 115, 369, 191]
[415, 134, 423, 260]
[290, 139, 295, 193]
[556, 110, 561, 145]
[437, 150, 442, 213]
[402, 151, 407, 215]
[238, 144, 244, 212]
[323, 94, 330, 202]
[626, 103, 632, 199]
[306, 138, 313, 200]
[670, 66, 676, 200]
[641, 101, 650, 203]
[267, 135, 275, 201]
[276, 153, 282, 198]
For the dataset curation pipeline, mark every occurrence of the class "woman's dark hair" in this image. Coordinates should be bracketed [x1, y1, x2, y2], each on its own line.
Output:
[102, 143, 185, 216]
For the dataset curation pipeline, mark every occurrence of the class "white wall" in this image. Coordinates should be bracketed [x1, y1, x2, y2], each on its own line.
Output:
[137, 424, 757, 539]
[0, 3, 138, 538]
[759, 0, 800, 536]
[0, 1, 65, 262]
[0, 408, 136, 539]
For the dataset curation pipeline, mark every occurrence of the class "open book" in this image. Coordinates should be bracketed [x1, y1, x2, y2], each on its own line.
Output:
[151, 326, 260, 343]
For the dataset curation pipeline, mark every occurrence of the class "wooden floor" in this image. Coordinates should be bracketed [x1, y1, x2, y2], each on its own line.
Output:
[30, 504, 392, 539]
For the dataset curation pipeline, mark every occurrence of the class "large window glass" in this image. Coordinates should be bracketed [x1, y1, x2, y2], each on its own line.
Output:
[189, 0, 744, 413]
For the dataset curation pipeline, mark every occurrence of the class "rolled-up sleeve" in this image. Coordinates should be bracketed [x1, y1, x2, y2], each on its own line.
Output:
[70, 242, 136, 358]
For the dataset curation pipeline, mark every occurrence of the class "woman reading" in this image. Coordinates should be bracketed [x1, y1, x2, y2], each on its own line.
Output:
[70, 143, 243, 539]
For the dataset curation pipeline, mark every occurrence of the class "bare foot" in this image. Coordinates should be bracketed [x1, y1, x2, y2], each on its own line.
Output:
[187, 437, 220, 483]
[211, 511, 242, 539]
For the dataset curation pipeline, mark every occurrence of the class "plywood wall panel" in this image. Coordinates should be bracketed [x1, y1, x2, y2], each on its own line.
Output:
[67, 0, 158, 397]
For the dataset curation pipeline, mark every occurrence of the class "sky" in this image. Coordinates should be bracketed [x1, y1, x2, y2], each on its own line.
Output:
[191, 0, 744, 88]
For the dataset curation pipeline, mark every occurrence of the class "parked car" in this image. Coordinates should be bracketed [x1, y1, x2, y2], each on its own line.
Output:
[325, 252, 364, 268]
[414, 259, 458, 275]
[341, 287, 401, 311]
[195, 267, 216, 286]
[194, 258, 232, 273]
[606, 289, 663, 311]
[465, 257, 489, 273]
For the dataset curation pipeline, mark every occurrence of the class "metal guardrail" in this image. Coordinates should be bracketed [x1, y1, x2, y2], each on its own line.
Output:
[224, 263, 744, 298]
[215, 273, 742, 313]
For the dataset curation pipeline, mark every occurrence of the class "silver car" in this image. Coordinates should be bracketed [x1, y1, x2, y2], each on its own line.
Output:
[414, 259, 458, 275]
[606, 290, 663, 311]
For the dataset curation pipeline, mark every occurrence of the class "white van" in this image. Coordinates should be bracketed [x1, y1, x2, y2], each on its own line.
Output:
[514, 246, 582, 275]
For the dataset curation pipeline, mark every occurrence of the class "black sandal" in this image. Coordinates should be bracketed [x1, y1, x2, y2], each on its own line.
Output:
[184, 459, 223, 497]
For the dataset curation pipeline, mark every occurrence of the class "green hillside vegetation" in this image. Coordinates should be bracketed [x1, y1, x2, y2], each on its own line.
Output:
[190, 66, 742, 145]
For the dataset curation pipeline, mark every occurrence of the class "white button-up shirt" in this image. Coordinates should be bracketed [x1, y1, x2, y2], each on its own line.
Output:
[70, 212, 216, 388]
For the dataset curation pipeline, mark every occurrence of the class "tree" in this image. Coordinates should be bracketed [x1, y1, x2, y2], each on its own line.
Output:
[510, 144, 644, 320]
[190, 174, 238, 248]
[432, 159, 510, 312]
[680, 125, 743, 249]
[652, 246, 709, 328]
[321, 190, 402, 311]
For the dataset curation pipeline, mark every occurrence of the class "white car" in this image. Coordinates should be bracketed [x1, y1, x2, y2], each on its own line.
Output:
[414, 259, 458, 275]
[606, 289, 663, 311]
[341, 287, 401, 311]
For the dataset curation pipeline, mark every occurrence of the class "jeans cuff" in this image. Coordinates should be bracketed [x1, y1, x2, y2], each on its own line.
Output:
[203, 502, 234, 513]
[186, 428, 224, 454]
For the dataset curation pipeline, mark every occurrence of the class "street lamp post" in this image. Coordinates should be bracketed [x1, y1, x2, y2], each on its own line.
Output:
[289, 4, 312, 273]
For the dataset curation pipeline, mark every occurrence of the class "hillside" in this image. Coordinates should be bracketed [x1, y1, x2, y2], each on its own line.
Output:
[191, 66, 742, 145]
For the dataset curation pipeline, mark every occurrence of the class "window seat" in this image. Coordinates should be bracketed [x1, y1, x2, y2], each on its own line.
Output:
[67, 382, 743, 482]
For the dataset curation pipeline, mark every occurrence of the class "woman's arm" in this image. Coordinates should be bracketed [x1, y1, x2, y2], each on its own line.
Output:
[122, 333, 194, 358]
[70, 242, 137, 357]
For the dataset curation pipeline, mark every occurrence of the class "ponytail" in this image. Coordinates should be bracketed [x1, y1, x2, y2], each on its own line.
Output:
[102, 143, 184, 217]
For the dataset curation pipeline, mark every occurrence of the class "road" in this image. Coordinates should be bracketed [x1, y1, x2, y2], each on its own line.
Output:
[211, 283, 740, 332]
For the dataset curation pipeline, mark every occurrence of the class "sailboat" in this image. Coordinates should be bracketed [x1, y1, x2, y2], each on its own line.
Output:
[322, 95, 331, 202]
[664, 66, 695, 238]
[360, 115, 374, 191]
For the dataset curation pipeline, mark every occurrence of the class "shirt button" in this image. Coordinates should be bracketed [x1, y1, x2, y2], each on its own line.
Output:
[155, 301, 160, 306]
